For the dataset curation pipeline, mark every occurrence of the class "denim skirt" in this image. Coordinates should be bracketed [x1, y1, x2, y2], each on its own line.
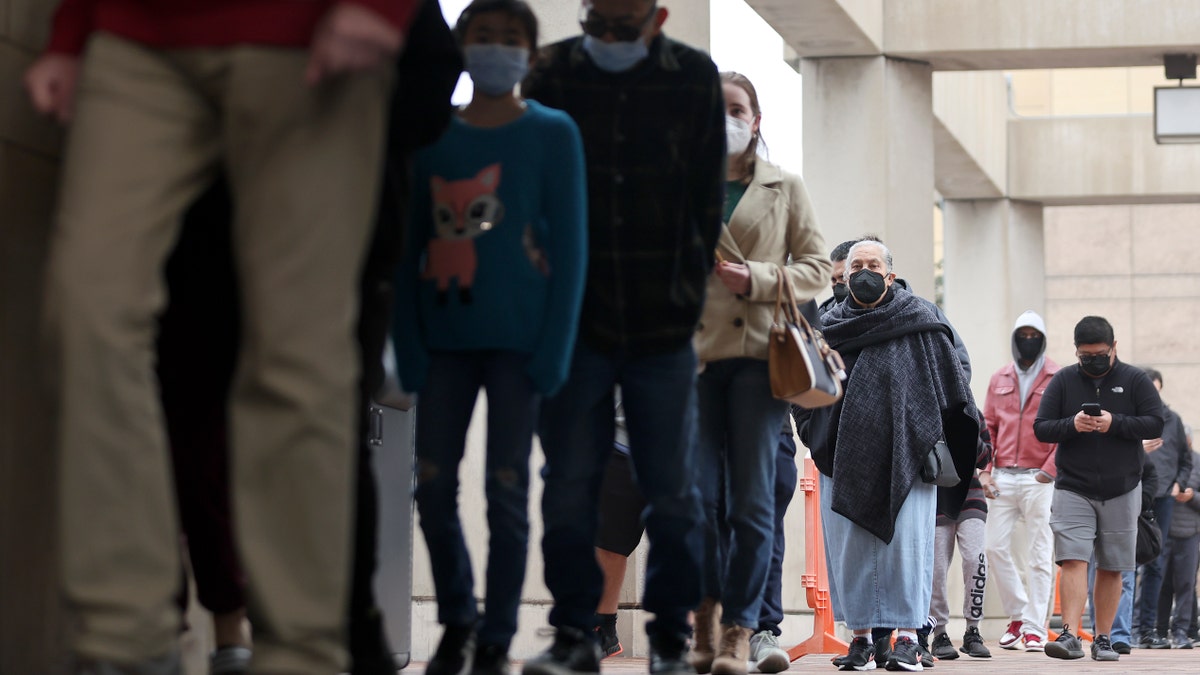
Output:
[820, 473, 935, 630]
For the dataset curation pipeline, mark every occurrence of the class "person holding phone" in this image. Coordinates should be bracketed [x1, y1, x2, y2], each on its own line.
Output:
[1033, 316, 1165, 662]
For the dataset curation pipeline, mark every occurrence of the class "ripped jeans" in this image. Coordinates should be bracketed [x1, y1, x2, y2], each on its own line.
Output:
[414, 350, 537, 648]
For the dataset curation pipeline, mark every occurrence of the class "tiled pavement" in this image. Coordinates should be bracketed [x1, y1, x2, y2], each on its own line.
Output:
[411, 644, 1200, 674]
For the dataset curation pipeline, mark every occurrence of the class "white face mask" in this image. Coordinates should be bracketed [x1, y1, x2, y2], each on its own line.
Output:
[464, 44, 530, 96]
[581, 34, 649, 73]
[725, 116, 752, 156]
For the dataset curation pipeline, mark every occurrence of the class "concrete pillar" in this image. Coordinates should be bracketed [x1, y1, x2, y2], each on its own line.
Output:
[801, 56, 935, 296]
[942, 198, 1045, 400]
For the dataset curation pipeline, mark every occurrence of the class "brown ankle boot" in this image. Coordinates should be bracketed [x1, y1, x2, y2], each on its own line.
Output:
[689, 598, 721, 673]
[711, 625, 752, 675]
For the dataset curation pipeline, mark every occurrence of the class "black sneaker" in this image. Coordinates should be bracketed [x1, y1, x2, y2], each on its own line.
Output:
[522, 627, 601, 675]
[473, 644, 511, 675]
[912, 635, 932, 669]
[1110, 641, 1131, 655]
[838, 636, 876, 671]
[1090, 634, 1119, 662]
[1172, 629, 1194, 650]
[594, 624, 622, 659]
[1143, 631, 1171, 649]
[929, 634, 956, 661]
[874, 640, 894, 670]
[959, 627, 990, 658]
[1044, 626, 1084, 660]
[648, 631, 691, 675]
[428, 624, 476, 675]
[884, 637, 921, 672]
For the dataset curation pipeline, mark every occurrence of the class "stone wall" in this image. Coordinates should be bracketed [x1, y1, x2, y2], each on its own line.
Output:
[1044, 203, 1200, 428]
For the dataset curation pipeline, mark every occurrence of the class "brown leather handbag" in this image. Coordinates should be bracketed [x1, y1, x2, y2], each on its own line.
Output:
[768, 271, 846, 408]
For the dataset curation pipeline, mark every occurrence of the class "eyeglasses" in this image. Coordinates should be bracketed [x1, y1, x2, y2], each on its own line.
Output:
[579, 3, 656, 41]
[1076, 351, 1111, 360]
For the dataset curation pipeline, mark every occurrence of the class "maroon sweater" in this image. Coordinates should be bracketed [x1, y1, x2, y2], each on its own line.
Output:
[46, 0, 419, 55]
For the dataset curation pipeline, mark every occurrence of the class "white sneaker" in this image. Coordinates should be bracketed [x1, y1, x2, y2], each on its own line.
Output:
[999, 620, 1023, 650]
[749, 630, 790, 673]
[1022, 632, 1045, 652]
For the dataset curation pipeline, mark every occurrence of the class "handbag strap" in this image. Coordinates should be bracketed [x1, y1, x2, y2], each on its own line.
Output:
[773, 268, 809, 331]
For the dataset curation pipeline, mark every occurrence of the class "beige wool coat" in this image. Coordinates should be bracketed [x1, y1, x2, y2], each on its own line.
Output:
[695, 159, 830, 363]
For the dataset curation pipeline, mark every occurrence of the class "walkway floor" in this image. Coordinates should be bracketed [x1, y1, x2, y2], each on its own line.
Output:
[412, 645, 1200, 674]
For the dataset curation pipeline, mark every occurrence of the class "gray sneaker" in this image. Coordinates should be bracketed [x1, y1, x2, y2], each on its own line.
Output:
[749, 631, 790, 674]
[1044, 627, 1084, 660]
[1090, 634, 1119, 662]
[930, 633, 957, 660]
[1171, 629, 1193, 650]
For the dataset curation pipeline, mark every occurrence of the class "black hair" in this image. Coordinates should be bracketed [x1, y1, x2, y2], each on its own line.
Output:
[830, 239, 858, 263]
[1143, 366, 1163, 386]
[454, 0, 539, 49]
[1073, 315, 1114, 347]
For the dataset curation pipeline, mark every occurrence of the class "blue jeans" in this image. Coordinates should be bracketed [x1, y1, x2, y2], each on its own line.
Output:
[539, 342, 703, 638]
[758, 429, 798, 635]
[1088, 557, 1135, 643]
[696, 358, 789, 628]
[1134, 496, 1176, 634]
[414, 351, 536, 648]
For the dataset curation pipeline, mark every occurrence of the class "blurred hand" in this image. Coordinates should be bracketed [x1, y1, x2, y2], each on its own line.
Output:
[24, 53, 79, 124]
[1035, 470, 1053, 484]
[1143, 438, 1164, 453]
[1178, 487, 1195, 503]
[714, 261, 751, 296]
[1074, 411, 1098, 433]
[1171, 481, 1181, 497]
[978, 471, 998, 499]
[307, 3, 403, 85]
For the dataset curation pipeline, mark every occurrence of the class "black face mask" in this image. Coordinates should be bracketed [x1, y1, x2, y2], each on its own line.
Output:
[832, 283, 849, 303]
[1016, 336, 1043, 361]
[849, 269, 887, 305]
[1079, 353, 1112, 377]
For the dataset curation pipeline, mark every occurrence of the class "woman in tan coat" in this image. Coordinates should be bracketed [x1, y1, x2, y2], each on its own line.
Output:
[690, 72, 830, 675]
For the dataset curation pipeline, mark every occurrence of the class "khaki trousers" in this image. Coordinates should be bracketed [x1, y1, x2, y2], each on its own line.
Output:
[49, 33, 389, 674]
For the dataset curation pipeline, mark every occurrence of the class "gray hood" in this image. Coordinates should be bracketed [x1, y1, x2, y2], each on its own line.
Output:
[1011, 309, 1047, 364]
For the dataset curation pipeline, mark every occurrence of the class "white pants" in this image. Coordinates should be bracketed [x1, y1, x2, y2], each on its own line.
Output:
[983, 470, 1055, 638]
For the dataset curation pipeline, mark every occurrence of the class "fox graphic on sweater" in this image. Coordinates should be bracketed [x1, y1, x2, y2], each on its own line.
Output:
[425, 163, 504, 305]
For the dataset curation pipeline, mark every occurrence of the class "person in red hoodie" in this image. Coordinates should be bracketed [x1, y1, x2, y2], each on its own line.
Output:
[979, 310, 1060, 654]
[25, 2, 417, 673]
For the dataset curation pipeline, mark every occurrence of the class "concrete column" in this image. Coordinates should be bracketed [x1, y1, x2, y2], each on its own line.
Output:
[942, 198, 1045, 399]
[802, 56, 936, 296]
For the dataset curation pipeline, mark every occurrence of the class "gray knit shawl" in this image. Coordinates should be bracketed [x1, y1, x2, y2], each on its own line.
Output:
[820, 286, 980, 543]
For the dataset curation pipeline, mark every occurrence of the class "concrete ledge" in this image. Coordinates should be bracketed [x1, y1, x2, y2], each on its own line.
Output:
[1009, 115, 1200, 205]
[746, 0, 880, 57]
[755, 0, 1200, 71]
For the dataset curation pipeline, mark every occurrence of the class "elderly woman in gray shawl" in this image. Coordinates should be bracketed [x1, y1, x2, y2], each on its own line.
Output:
[798, 239, 980, 672]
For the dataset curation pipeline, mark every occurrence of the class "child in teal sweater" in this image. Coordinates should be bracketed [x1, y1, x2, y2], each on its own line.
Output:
[391, 2, 587, 674]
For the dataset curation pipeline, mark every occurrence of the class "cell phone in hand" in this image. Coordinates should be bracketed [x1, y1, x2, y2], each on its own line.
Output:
[1082, 402, 1102, 417]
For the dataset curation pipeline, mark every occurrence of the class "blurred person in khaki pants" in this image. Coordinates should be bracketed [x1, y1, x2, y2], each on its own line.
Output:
[26, 1, 416, 672]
